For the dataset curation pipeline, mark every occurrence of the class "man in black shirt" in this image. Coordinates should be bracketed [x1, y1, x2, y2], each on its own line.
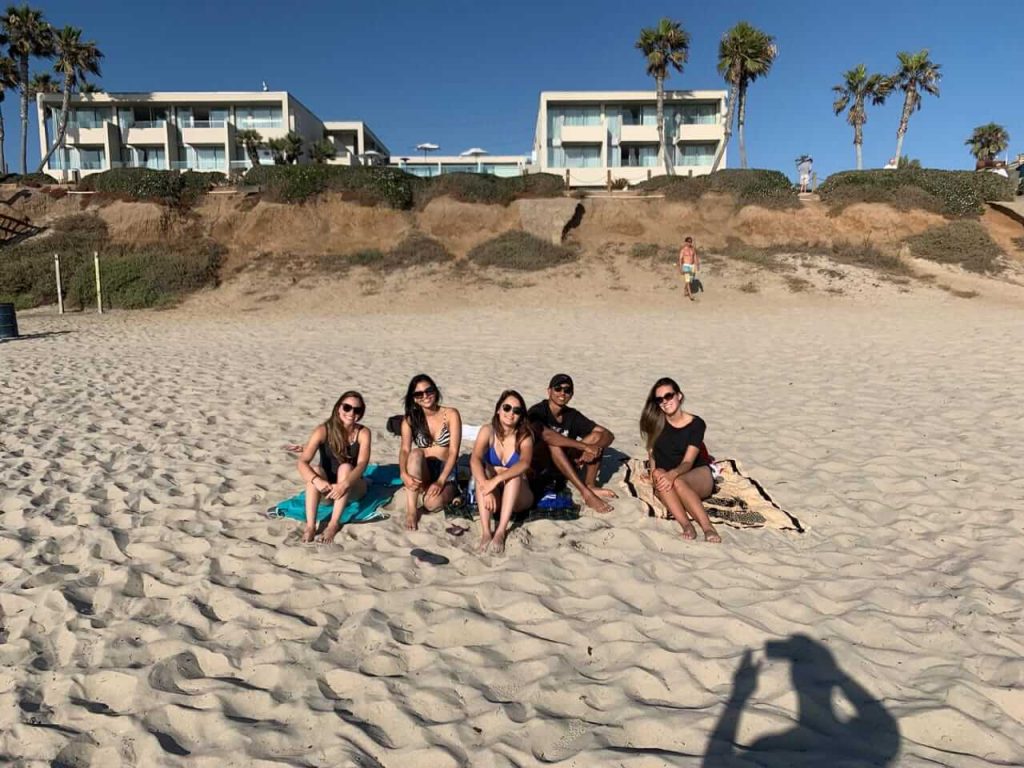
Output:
[528, 373, 616, 513]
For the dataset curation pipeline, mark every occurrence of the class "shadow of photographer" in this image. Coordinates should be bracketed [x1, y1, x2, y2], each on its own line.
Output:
[703, 634, 899, 767]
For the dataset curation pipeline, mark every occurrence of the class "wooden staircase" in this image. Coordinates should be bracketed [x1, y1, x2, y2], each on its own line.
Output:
[0, 212, 41, 247]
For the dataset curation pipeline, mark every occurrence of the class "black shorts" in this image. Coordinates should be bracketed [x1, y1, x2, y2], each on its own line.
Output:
[425, 457, 457, 486]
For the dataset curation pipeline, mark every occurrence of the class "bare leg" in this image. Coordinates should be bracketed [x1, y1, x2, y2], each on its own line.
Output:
[655, 483, 697, 540]
[580, 431, 617, 500]
[302, 467, 327, 543]
[404, 448, 425, 531]
[422, 482, 455, 513]
[550, 445, 612, 514]
[673, 466, 720, 543]
[319, 464, 367, 544]
[477, 469, 496, 552]
[491, 476, 533, 555]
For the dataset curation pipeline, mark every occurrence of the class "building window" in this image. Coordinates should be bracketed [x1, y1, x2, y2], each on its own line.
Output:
[563, 145, 601, 168]
[236, 106, 282, 129]
[622, 105, 658, 127]
[552, 106, 601, 127]
[678, 103, 718, 125]
[619, 144, 660, 167]
[676, 142, 717, 166]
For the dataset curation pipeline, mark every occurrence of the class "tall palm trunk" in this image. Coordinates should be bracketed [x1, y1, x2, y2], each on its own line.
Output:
[893, 95, 913, 166]
[854, 120, 863, 171]
[656, 75, 672, 176]
[18, 56, 28, 175]
[710, 80, 737, 173]
[0, 111, 6, 175]
[37, 73, 72, 174]
[737, 81, 748, 169]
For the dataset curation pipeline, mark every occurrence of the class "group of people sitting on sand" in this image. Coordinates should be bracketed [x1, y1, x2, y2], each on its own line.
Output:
[293, 373, 721, 550]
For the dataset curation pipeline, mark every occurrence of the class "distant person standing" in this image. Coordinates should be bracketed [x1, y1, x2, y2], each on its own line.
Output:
[678, 236, 700, 302]
[797, 156, 813, 193]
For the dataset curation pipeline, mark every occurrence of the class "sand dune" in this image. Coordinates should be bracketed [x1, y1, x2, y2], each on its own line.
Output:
[1, 294, 1022, 766]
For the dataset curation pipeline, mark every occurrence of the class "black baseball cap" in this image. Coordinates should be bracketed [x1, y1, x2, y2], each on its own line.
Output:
[549, 373, 574, 389]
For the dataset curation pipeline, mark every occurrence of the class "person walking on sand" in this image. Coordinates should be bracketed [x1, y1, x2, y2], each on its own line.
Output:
[528, 373, 617, 514]
[640, 377, 721, 543]
[398, 374, 462, 531]
[295, 391, 372, 544]
[678, 237, 700, 302]
[470, 390, 534, 554]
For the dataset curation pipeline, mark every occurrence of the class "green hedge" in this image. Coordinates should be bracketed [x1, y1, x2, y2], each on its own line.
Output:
[0, 172, 53, 187]
[906, 221, 1004, 273]
[79, 168, 225, 206]
[635, 169, 799, 209]
[414, 172, 564, 207]
[243, 165, 423, 209]
[819, 169, 1015, 217]
[466, 230, 578, 271]
[0, 213, 222, 310]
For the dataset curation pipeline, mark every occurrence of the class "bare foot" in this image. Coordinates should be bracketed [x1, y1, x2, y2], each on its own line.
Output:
[583, 490, 614, 514]
[405, 509, 420, 531]
[491, 532, 506, 555]
[477, 536, 492, 553]
[589, 486, 618, 500]
[318, 522, 341, 544]
[301, 524, 316, 543]
[703, 527, 722, 544]
[680, 522, 697, 540]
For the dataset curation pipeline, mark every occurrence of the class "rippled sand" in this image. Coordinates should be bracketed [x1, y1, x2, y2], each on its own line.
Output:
[1, 295, 1022, 767]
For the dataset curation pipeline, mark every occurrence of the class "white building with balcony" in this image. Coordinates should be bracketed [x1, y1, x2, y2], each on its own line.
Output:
[534, 90, 728, 187]
[36, 91, 389, 179]
[390, 154, 531, 178]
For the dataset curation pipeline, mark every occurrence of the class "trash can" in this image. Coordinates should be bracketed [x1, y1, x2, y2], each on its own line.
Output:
[0, 302, 18, 339]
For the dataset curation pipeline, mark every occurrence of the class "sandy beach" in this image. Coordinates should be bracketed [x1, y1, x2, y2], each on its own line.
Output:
[2, 293, 1023, 767]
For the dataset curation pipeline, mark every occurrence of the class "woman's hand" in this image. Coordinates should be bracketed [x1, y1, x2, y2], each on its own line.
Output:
[480, 491, 497, 514]
[478, 477, 499, 497]
[310, 476, 329, 494]
[327, 481, 349, 500]
[425, 481, 444, 499]
[401, 472, 423, 492]
[652, 469, 673, 492]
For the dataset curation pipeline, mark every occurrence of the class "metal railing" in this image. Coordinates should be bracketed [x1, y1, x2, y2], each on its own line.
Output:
[66, 120, 107, 130]
[110, 160, 167, 170]
[125, 120, 167, 130]
[181, 119, 227, 129]
[235, 118, 282, 130]
[171, 159, 228, 171]
[49, 159, 105, 170]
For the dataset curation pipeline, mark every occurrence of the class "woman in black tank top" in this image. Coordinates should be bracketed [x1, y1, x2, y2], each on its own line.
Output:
[296, 390, 372, 544]
[639, 377, 721, 543]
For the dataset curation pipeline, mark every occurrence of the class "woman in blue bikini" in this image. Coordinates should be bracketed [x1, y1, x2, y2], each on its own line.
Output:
[295, 391, 372, 544]
[398, 374, 463, 531]
[470, 390, 534, 554]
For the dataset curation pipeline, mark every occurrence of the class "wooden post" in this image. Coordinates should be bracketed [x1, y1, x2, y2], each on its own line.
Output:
[811, 171, 818, 192]
[54, 254, 64, 314]
[606, 169, 612, 191]
[647, 169, 652, 182]
[565, 168, 570, 189]
[93, 250, 103, 314]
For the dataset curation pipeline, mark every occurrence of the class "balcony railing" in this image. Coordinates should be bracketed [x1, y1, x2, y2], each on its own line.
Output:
[49, 159, 106, 170]
[125, 120, 167, 129]
[171, 159, 228, 171]
[236, 118, 282, 130]
[181, 120, 227, 129]
[111, 160, 167, 170]
[66, 120, 107, 130]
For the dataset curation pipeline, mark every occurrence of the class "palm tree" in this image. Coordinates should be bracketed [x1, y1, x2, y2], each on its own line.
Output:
[283, 131, 303, 164]
[309, 138, 336, 164]
[2, 4, 55, 174]
[965, 123, 1009, 166]
[635, 18, 689, 176]
[266, 136, 287, 164]
[235, 129, 264, 166]
[711, 21, 777, 171]
[891, 49, 941, 165]
[27, 70, 54, 95]
[37, 26, 103, 174]
[78, 80, 101, 94]
[0, 55, 17, 174]
[832, 64, 893, 170]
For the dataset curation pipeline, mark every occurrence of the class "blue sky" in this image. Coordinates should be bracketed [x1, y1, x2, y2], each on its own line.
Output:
[9, 0, 1024, 179]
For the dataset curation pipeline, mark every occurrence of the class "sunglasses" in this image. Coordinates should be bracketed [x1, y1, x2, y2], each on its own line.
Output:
[654, 391, 678, 404]
[340, 403, 365, 416]
[412, 386, 437, 400]
[500, 403, 525, 416]
[552, 385, 573, 395]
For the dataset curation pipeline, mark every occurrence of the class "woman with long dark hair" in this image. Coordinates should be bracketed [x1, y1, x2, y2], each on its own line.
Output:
[398, 373, 463, 530]
[469, 389, 534, 554]
[639, 377, 721, 543]
[295, 391, 372, 543]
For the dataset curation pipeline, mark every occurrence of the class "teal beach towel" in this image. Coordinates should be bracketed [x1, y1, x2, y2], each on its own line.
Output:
[268, 463, 403, 524]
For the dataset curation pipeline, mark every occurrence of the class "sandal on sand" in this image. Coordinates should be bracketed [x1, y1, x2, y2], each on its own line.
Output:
[411, 548, 449, 566]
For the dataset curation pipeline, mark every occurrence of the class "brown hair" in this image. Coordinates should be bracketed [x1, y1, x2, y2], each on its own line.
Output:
[324, 390, 365, 461]
[640, 377, 682, 452]
[490, 389, 532, 447]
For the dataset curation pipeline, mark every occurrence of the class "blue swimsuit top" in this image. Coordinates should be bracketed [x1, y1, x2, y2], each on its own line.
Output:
[486, 439, 520, 468]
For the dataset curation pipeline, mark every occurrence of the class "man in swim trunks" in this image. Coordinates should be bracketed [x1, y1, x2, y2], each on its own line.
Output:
[528, 374, 617, 514]
[678, 236, 699, 302]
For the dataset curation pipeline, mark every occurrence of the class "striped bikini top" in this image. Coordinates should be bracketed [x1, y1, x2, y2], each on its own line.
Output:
[413, 409, 451, 448]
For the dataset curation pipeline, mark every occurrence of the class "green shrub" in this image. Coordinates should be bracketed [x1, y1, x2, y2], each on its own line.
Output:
[907, 221, 1004, 273]
[320, 234, 452, 273]
[635, 169, 799, 209]
[78, 168, 224, 206]
[466, 230, 578, 270]
[819, 169, 1015, 217]
[244, 165, 422, 208]
[828, 239, 913, 275]
[413, 172, 564, 208]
